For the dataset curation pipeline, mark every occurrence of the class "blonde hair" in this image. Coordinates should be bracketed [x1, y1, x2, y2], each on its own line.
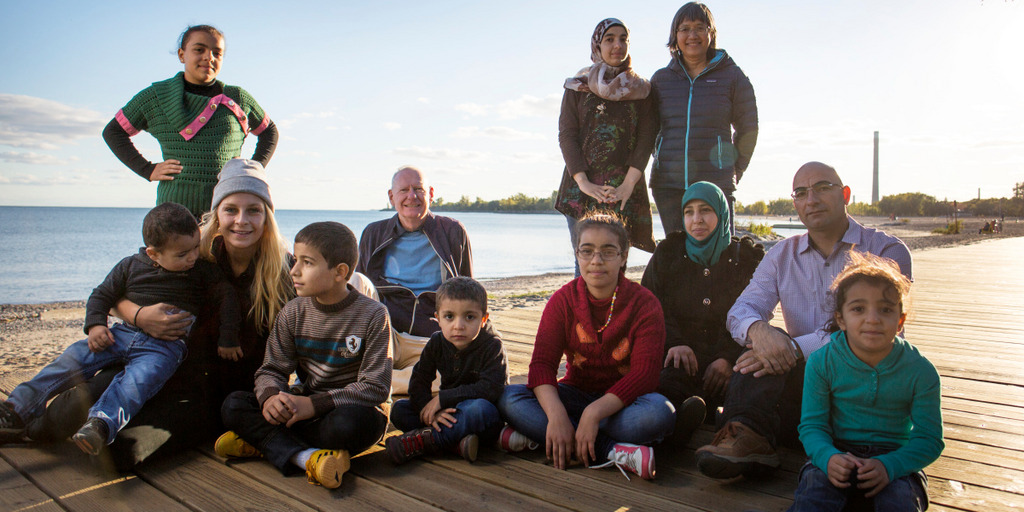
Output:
[825, 251, 911, 333]
[199, 202, 293, 333]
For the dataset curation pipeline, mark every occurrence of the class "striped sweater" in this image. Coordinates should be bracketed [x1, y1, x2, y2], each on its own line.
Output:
[254, 286, 393, 416]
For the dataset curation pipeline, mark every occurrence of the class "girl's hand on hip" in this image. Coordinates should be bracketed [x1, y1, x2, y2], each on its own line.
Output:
[150, 160, 183, 181]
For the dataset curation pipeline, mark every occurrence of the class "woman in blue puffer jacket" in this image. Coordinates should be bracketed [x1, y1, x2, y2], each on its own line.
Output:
[650, 2, 758, 235]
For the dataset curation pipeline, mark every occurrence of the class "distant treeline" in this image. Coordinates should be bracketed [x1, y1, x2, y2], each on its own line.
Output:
[737, 186, 1024, 218]
[433, 192, 558, 212]
[428, 181, 1024, 217]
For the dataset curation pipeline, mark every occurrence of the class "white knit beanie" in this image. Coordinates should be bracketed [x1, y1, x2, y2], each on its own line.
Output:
[211, 159, 273, 210]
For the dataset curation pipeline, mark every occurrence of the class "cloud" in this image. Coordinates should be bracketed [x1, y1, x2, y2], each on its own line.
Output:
[452, 92, 561, 119]
[455, 103, 491, 116]
[455, 93, 560, 120]
[509, 151, 559, 162]
[382, 122, 402, 131]
[0, 151, 74, 165]
[392, 146, 488, 160]
[0, 94, 106, 150]
[0, 169, 98, 186]
[275, 110, 338, 129]
[417, 97, 430, 104]
[451, 126, 543, 140]
[495, 94, 561, 119]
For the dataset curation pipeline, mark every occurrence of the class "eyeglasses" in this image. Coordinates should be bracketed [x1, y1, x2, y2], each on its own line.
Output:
[791, 181, 841, 200]
[576, 248, 623, 261]
[677, 25, 710, 36]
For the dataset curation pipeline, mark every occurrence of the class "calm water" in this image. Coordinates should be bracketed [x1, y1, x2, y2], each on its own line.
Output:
[0, 206, 803, 304]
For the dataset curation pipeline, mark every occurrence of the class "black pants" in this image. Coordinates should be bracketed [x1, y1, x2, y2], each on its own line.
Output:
[221, 391, 387, 474]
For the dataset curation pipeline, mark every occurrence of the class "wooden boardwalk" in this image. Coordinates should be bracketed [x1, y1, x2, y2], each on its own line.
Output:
[2, 237, 1023, 511]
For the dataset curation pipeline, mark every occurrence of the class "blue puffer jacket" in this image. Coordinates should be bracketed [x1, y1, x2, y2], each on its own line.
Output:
[650, 49, 758, 194]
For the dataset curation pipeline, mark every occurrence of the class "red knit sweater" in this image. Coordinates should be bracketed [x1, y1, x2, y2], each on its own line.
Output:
[527, 272, 664, 405]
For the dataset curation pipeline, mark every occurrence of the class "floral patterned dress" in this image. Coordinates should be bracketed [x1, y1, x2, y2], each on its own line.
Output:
[556, 88, 657, 252]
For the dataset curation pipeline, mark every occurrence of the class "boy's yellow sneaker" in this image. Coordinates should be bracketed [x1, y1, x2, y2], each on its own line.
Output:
[214, 431, 260, 459]
[305, 449, 350, 489]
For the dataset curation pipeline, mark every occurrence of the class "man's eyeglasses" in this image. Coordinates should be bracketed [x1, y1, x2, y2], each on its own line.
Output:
[791, 181, 840, 200]
[576, 248, 623, 261]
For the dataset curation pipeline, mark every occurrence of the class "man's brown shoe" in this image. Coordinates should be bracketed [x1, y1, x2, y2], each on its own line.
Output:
[694, 421, 779, 478]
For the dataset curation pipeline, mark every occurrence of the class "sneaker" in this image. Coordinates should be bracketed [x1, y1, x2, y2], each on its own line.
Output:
[0, 402, 26, 443]
[385, 427, 438, 464]
[305, 449, 350, 489]
[695, 421, 779, 479]
[454, 434, 479, 463]
[674, 396, 707, 440]
[72, 417, 109, 456]
[496, 425, 538, 453]
[215, 431, 260, 459]
[590, 443, 655, 481]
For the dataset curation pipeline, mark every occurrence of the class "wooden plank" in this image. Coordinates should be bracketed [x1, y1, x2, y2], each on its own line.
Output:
[0, 442, 188, 512]
[136, 448, 319, 512]
[199, 446, 444, 511]
[351, 449, 571, 512]
[429, 453, 706, 512]
[0, 455, 63, 512]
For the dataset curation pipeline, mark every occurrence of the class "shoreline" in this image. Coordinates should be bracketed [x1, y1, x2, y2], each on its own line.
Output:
[2, 216, 1020, 376]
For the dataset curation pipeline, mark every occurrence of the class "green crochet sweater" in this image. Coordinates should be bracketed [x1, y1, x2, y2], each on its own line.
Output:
[116, 73, 269, 216]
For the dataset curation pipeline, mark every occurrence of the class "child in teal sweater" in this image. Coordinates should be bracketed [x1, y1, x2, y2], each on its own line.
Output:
[791, 252, 943, 512]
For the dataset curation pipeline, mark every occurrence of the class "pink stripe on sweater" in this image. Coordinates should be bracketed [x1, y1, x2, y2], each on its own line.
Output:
[178, 94, 249, 141]
[115, 109, 140, 136]
[251, 116, 270, 136]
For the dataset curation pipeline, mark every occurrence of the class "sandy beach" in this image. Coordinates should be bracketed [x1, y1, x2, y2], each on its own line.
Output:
[2, 215, 1020, 378]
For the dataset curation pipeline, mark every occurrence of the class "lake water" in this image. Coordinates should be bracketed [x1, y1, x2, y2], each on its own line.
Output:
[0, 206, 803, 304]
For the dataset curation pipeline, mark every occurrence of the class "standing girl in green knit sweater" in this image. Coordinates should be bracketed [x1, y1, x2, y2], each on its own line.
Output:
[791, 252, 943, 511]
[104, 25, 278, 218]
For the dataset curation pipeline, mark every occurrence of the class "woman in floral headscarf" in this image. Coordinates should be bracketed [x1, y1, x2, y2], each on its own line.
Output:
[556, 18, 658, 275]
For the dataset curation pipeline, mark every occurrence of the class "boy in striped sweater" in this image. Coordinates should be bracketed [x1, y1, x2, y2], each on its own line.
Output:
[216, 222, 393, 490]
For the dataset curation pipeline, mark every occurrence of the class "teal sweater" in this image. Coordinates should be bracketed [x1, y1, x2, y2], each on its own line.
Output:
[116, 73, 270, 216]
[799, 331, 944, 481]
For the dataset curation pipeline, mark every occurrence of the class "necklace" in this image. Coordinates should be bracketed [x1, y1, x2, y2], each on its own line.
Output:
[595, 286, 619, 333]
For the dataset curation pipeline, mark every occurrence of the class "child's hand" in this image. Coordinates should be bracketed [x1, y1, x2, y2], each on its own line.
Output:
[87, 325, 115, 352]
[262, 393, 295, 425]
[546, 414, 576, 470]
[857, 458, 891, 497]
[703, 357, 733, 397]
[575, 410, 601, 467]
[279, 394, 315, 428]
[664, 345, 698, 375]
[150, 160, 182, 181]
[826, 453, 862, 488]
[419, 396, 443, 426]
[429, 408, 458, 431]
[217, 346, 244, 361]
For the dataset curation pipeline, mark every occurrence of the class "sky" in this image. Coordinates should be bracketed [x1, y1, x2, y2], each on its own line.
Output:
[1, 0, 1022, 211]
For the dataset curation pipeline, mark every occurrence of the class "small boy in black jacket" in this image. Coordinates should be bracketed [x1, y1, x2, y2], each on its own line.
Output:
[386, 276, 507, 463]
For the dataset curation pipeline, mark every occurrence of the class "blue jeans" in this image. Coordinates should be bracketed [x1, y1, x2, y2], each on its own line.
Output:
[221, 391, 388, 474]
[498, 383, 675, 463]
[391, 398, 502, 449]
[7, 322, 186, 444]
[565, 215, 581, 277]
[789, 456, 929, 512]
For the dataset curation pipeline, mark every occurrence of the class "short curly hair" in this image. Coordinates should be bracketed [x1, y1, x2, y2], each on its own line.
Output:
[825, 251, 911, 333]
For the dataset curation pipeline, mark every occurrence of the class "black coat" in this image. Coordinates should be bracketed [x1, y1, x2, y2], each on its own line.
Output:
[650, 50, 758, 194]
[641, 234, 764, 367]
